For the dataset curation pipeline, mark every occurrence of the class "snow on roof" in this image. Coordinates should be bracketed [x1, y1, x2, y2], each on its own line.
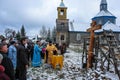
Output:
[69, 23, 90, 32]
[96, 21, 120, 32]
[94, 10, 115, 17]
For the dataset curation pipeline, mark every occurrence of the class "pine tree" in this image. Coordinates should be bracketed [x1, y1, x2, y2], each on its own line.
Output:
[21, 25, 26, 37]
[16, 31, 21, 41]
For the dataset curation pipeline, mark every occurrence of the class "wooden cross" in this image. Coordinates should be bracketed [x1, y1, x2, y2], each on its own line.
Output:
[87, 21, 101, 68]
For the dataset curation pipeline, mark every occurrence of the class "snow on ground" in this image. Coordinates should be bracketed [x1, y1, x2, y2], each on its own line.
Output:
[27, 48, 83, 80]
[27, 46, 120, 80]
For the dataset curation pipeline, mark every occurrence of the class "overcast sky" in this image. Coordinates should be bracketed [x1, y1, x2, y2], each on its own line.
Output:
[0, 0, 120, 37]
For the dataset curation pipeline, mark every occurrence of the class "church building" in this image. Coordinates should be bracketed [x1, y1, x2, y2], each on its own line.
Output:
[56, 0, 69, 45]
[56, 0, 120, 45]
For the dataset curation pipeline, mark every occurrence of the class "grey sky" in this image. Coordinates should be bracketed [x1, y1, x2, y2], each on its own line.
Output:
[0, 0, 120, 37]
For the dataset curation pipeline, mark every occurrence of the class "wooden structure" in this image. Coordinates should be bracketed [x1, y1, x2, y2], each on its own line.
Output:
[99, 29, 120, 79]
[82, 36, 99, 69]
[82, 29, 120, 79]
[86, 21, 101, 68]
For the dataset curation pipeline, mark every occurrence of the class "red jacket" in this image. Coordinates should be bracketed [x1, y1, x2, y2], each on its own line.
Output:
[0, 65, 10, 80]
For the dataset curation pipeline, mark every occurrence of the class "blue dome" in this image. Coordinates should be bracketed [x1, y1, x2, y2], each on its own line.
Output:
[59, 1, 65, 7]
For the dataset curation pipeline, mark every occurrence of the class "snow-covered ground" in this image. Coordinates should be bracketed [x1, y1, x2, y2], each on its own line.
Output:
[27, 46, 120, 80]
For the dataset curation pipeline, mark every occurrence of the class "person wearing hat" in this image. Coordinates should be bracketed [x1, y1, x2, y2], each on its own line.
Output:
[17, 37, 29, 80]
[0, 43, 15, 80]
[8, 41, 17, 70]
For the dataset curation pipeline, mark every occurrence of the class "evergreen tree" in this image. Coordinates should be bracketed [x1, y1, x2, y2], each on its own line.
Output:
[16, 31, 21, 41]
[21, 25, 26, 37]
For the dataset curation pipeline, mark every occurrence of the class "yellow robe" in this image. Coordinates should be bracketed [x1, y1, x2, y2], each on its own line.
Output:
[46, 44, 57, 64]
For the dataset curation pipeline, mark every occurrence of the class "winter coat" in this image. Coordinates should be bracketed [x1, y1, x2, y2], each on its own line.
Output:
[0, 65, 10, 80]
[0, 52, 15, 80]
[17, 44, 29, 80]
[17, 44, 29, 69]
[8, 45, 17, 69]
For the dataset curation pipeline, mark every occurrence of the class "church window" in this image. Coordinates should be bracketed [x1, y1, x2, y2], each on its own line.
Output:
[60, 10, 64, 15]
[76, 34, 81, 41]
[61, 35, 64, 40]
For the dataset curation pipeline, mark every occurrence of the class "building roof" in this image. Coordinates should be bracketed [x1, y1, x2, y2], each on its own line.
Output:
[69, 21, 120, 33]
[94, 10, 115, 18]
[59, 0, 65, 7]
[96, 21, 120, 32]
[69, 23, 90, 32]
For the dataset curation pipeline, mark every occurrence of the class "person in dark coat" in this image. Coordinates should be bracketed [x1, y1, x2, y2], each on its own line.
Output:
[0, 43, 15, 80]
[60, 43, 66, 55]
[25, 42, 31, 62]
[17, 37, 29, 80]
[30, 43, 34, 61]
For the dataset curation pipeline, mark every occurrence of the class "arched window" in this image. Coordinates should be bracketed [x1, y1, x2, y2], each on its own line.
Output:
[76, 34, 81, 41]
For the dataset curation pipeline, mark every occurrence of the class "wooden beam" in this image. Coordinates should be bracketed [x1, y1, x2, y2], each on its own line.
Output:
[87, 21, 101, 68]
[87, 25, 101, 32]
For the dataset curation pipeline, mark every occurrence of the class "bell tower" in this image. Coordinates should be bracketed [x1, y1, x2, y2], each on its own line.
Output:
[57, 0, 67, 20]
[56, 0, 69, 46]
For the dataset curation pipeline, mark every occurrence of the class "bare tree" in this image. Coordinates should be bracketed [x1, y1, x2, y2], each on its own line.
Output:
[0, 35, 5, 40]
[39, 25, 48, 39]
[4, 28, 15, 38]
[52, 26, 56, 42]
[46, 28, 51, 41]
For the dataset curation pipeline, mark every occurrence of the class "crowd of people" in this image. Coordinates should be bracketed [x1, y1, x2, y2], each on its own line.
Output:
[0, 37, 66, 80]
